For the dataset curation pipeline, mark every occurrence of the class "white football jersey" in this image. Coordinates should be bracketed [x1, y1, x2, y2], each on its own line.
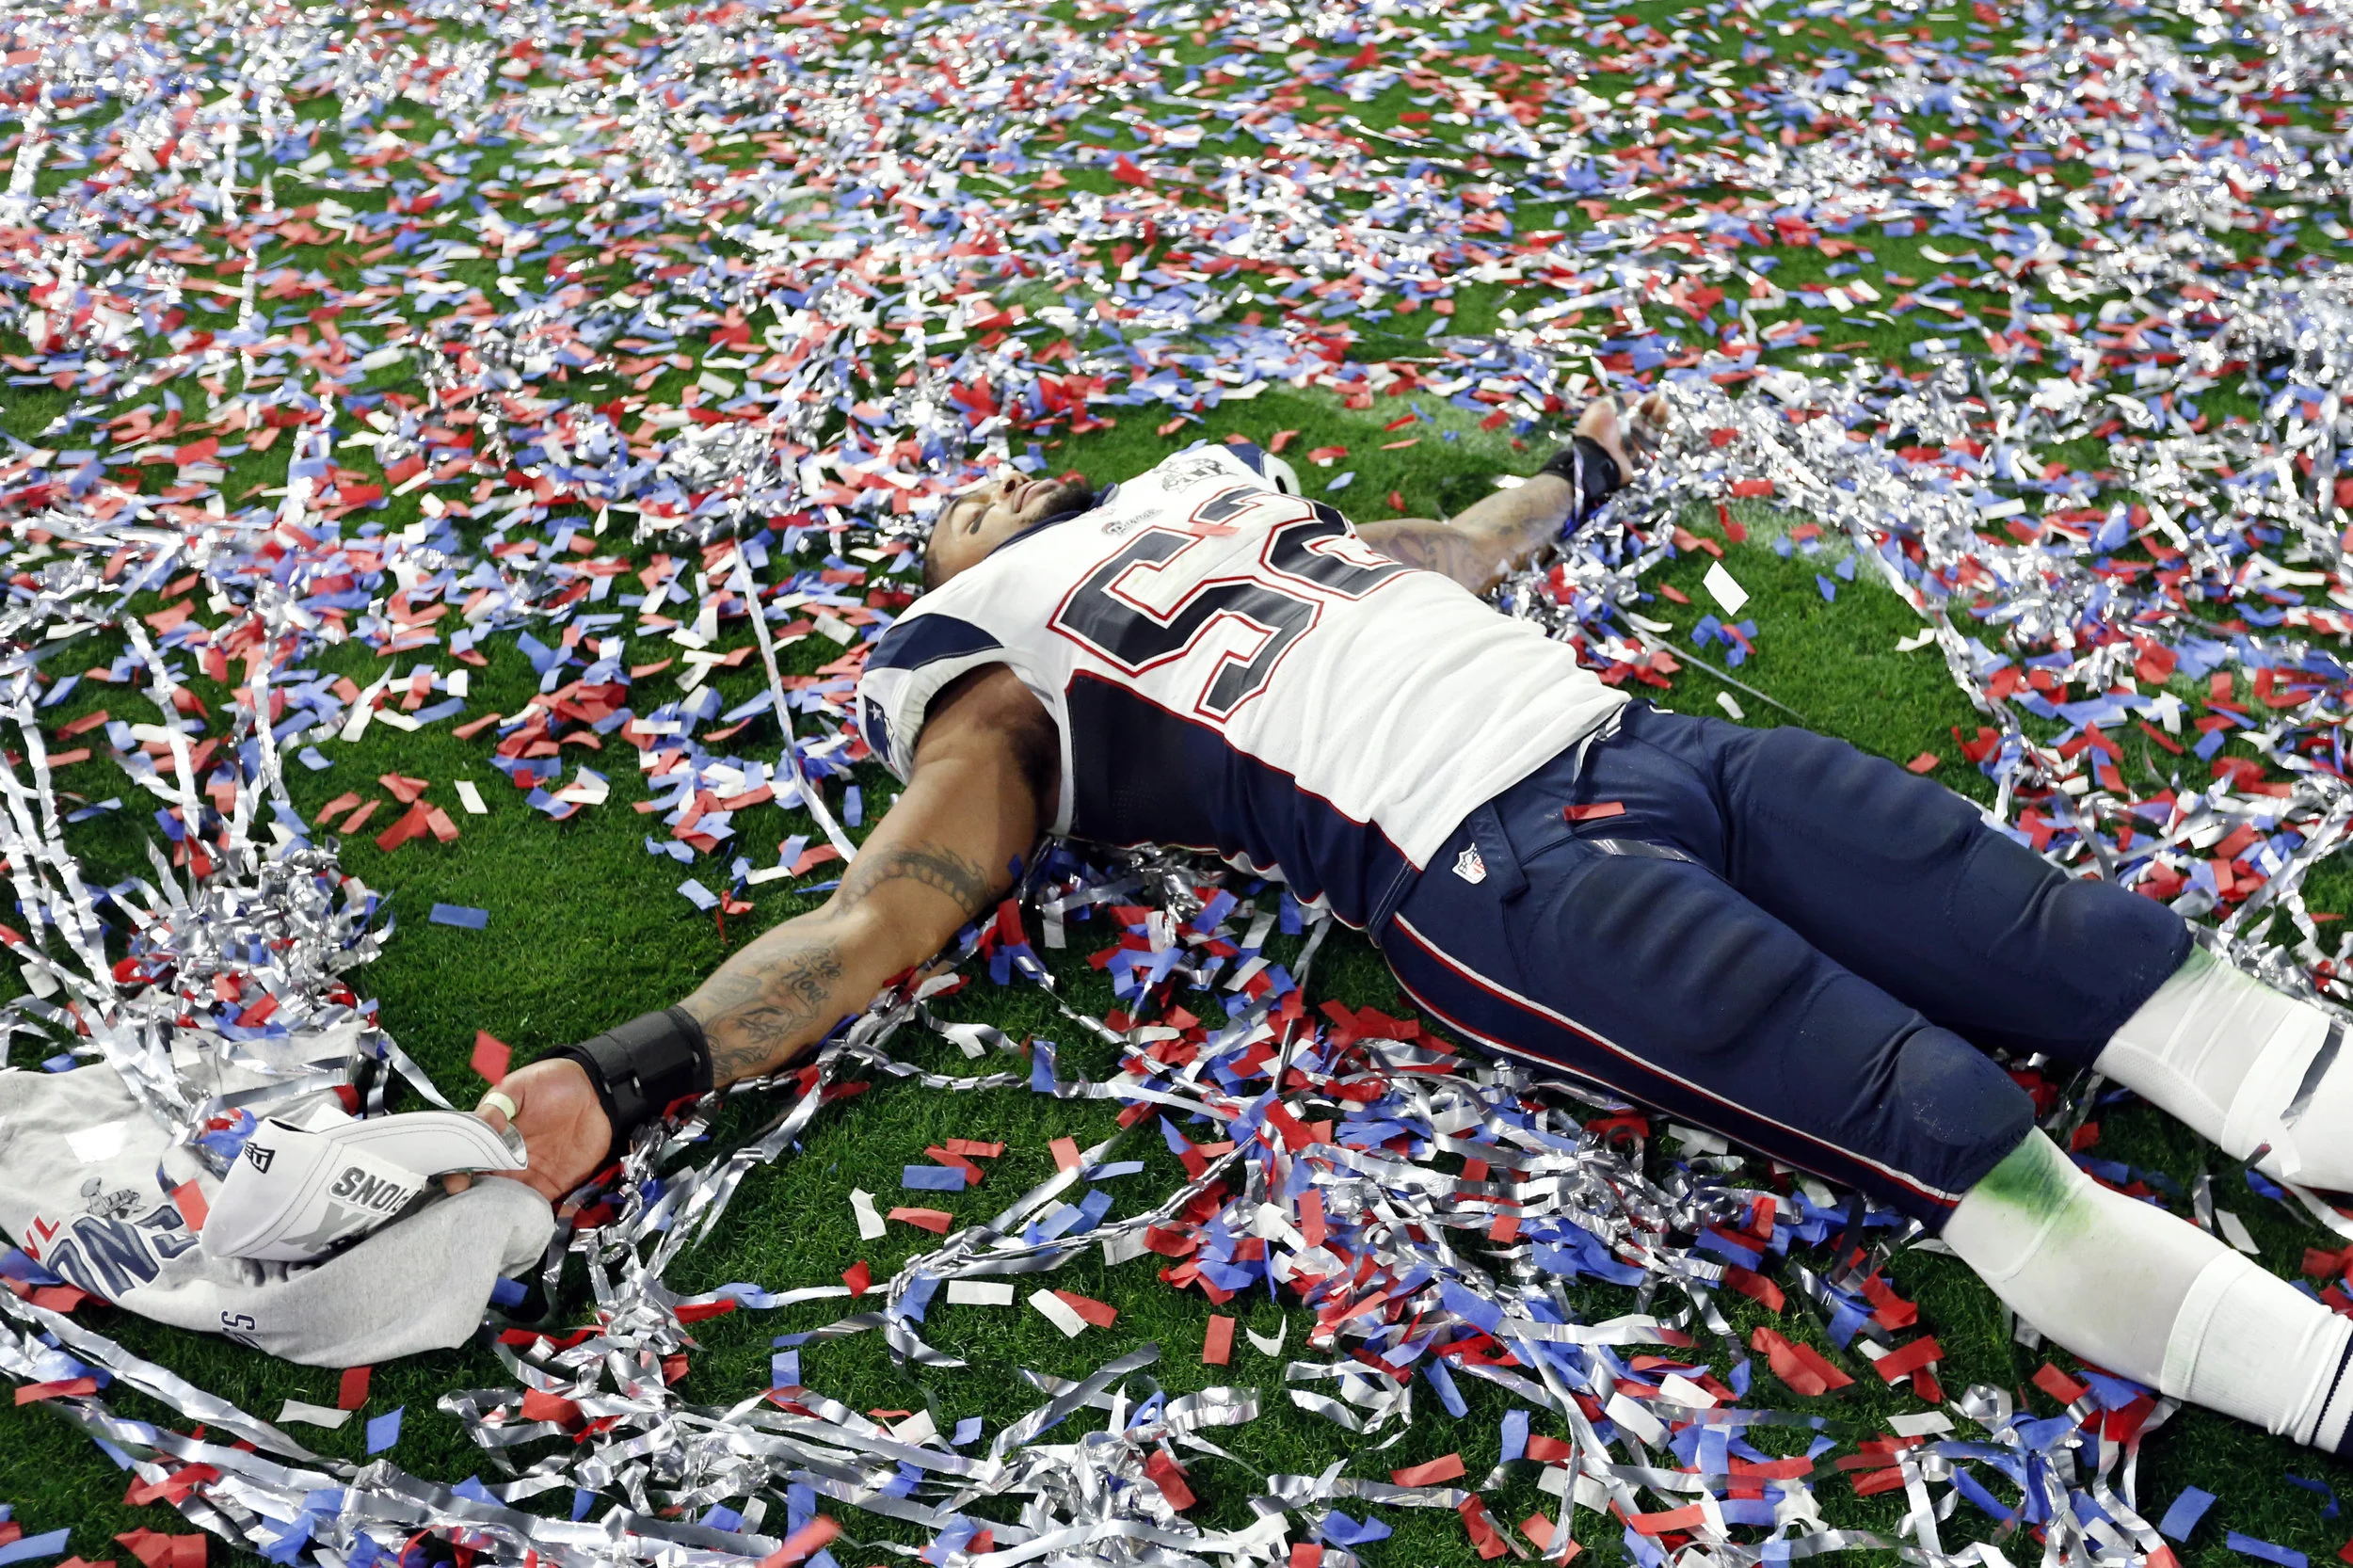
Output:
[856, 443, 1627, 928]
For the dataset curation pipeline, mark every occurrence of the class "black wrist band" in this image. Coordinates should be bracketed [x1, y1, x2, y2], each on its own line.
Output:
[544, 1006, 713, 1165]
[1539, 436, 1624, 524]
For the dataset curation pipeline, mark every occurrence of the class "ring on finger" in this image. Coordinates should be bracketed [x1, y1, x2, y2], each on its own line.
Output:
[480, 1089, 520, 1122]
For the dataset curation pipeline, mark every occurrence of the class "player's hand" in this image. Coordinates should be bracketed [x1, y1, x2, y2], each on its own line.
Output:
[442, 1057, 611, 1205]
[1574, 391, 1673, 477]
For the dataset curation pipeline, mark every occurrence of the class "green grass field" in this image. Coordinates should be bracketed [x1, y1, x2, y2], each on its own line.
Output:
[4, 0, 2352, 1561]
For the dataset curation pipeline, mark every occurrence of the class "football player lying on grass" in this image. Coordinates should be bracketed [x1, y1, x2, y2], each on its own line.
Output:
[472, 396, 2353, 1454]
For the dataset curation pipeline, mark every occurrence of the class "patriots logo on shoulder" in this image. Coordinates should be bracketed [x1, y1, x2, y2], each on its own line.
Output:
[1453, 846, 1487, 885]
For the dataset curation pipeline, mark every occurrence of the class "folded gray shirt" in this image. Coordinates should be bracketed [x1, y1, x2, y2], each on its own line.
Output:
[0, 1064, 552, 1367]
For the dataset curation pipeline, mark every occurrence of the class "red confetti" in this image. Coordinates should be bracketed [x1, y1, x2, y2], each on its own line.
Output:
[755, 1516, 841, 1568]
[374, 800, 433, 853]
[471, 1031, 511, 1085]
[1522, 1515, 1579, 1558]
[519, 1389, 582, 1426]
[1869, 1336, 1943, 1383]
[1459, 1496, 1509, 1560]
[2033, 1362, 2089, 1406]
[1051, 1288, 1117, 1328]
[1144, 1449, 1196, 1510]
[1626, 1503, 1709, 1536]
[925, 1144, 984, 1185]
[1202, 1315, 1236, 1366]
[1750, 1327, 1853, 1396]
[113, 1531, 203, 1568]
[1721, 1265, 1785, 1313]
[337, 1366, 371, 1410]
[1391, 1452, 1465, 1487]
[790, 843, 842, 876]
[842, 1260, 872, 1296]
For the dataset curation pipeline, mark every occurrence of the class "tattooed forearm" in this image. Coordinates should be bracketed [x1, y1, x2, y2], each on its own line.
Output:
[677, 840, 1006, 1085]
[682, 934, 849, 1083]
[1360, 473, 1577, 593]
[835, 842, 999, 918]
[1360, 522, 1501, 590]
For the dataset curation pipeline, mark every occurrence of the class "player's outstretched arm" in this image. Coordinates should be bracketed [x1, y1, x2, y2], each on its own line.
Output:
[469, 665, 1058, 1202]
[680, 664, 1054, 1082]
[1357, 392, 1668, 594]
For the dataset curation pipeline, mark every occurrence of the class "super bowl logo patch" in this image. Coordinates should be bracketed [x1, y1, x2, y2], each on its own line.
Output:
[1453, 846, 1487, 885]
[1157, 456, 1229, 490]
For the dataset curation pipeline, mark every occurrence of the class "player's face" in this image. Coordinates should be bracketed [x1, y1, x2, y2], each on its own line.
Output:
[928, 472, 1094, 584]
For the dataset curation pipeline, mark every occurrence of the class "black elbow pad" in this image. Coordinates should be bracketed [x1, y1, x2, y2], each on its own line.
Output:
[543, 1006, 713, 1165]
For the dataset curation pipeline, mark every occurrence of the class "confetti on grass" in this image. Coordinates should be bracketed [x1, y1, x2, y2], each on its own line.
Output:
[363, 1408, 402, 1456]
[1028, 1289, 1090, 1338]
[428, 904, 488, 930]
[112, 1531, 206, 1568]
[2228, 1534, 2309, 1568]
[273, 1400, 351, 1430]
[1202, 1315, 1236, 1366]
[13, 0, 2353, 1558]
[0, 1532, 70, 1568]
[470, 1032, 511, 1085]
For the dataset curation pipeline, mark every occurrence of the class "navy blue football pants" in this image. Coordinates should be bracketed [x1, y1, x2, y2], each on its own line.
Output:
[1378, 703, 2192, 1226]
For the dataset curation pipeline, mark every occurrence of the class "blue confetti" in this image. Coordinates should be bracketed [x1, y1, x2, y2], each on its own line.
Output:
[2159, 1486, 2217, 1542]
[0, 1530, 72, 1567]
[2227, 1533, 2306, 1568]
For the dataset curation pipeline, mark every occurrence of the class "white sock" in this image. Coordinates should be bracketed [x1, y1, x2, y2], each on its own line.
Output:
[2094, 946, 2347, 1191]
[1944, 1132, 2353, 1448]
[2167, 1252, 2353, 1448]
